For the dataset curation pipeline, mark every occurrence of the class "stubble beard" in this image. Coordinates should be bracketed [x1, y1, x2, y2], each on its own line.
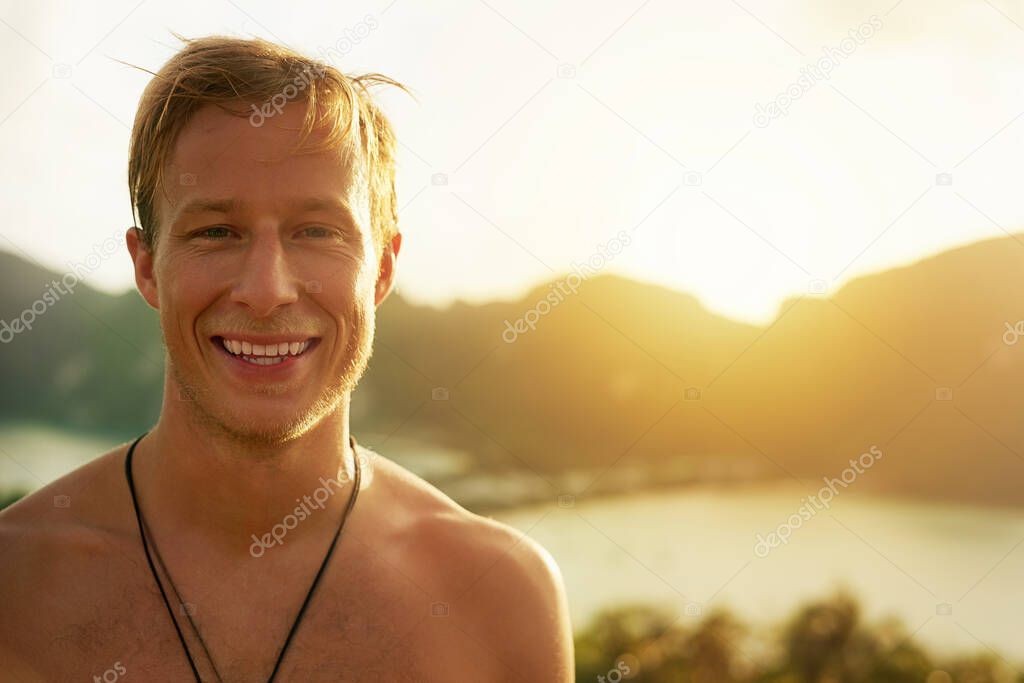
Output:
[167, 299, 376, 450]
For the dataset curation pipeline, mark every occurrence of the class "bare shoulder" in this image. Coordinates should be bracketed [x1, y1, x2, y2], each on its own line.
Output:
[359, 445, 575, 680]
[0, 442, 136, 673]
[0, 441, 134, 602]
[358, 443, 564, 578]
[0, 440, 130, 535]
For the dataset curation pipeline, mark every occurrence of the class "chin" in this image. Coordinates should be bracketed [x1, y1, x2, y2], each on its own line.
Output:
[202, 396, 339, 447]
[168, 363, 340, 447]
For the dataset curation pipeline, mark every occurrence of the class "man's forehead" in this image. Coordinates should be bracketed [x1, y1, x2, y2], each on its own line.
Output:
[169, 100, 362, 175]
[161, 102, 368, 220]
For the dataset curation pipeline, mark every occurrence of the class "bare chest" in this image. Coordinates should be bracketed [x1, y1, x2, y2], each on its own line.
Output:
[14, 547, 503, 681]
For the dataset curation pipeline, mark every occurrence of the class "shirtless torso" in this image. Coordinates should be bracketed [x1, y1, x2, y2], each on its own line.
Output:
[0, 438, 573, 681]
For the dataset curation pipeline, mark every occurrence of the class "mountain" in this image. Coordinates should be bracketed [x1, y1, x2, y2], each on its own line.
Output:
[2, 235, 1023, 505]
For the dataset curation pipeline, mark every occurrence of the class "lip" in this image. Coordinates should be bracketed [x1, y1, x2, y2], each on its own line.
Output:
[210, 335, 321, 379]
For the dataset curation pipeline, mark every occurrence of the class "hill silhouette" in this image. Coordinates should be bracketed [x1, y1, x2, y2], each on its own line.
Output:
[2, 234, 1022, 505]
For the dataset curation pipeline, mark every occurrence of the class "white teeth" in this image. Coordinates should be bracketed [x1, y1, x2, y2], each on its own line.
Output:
[220, 337, 312, 358]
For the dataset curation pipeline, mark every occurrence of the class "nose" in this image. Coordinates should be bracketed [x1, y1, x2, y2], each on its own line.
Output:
[229, 234, 300, 317]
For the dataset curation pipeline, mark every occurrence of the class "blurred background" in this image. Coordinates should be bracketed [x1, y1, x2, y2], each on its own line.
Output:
[2, 0, 1024, 680]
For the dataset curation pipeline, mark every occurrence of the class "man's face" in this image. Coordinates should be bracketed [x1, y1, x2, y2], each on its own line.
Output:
[130, 100, 397, 445]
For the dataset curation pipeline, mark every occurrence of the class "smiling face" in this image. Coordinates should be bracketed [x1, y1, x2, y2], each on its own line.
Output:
[128, 99, 399, 445]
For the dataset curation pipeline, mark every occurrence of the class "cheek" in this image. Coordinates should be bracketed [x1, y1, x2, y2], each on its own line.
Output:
[319, 276, 373, 340]
[156, 256, 222, 324]
[311, 253, 375, 299]
[318, 280, 360, 322]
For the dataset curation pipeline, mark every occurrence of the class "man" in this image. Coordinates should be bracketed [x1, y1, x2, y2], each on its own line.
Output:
[0, 35, 574, 681]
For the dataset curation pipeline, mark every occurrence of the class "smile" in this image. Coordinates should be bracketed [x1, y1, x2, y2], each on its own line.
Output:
[212, 335, 320, 366]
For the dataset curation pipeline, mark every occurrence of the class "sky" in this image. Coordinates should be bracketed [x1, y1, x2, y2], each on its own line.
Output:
[1, 0, 1022, 324]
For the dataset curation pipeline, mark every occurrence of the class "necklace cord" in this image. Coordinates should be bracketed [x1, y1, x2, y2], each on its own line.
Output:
[124, 432, 362, 683]
[266, 436, 361, 682]
[124, 431, 203, 682]
[140, 513, 225, 682]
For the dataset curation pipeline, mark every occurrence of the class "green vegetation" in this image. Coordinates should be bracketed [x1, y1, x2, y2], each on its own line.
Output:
[0, 488, 26, 510]
[575, 593, 1022, 682]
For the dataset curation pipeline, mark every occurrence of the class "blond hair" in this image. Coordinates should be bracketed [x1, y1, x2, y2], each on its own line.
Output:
[126, 33, 406, 253]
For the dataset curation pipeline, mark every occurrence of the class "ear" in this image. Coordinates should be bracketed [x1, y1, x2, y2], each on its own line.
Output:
[126, 227, 160, 310]
[374, 231, 402, 307]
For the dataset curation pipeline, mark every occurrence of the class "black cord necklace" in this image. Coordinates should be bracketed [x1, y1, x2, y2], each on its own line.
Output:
[124, 432, 362, 682]
[139, 512, 227, 682]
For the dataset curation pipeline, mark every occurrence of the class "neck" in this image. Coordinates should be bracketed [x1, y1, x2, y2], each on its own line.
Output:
[131, 392, 361, 557]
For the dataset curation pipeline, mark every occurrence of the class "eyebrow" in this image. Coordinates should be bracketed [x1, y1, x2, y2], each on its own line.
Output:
[174, 196, 357, 224]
